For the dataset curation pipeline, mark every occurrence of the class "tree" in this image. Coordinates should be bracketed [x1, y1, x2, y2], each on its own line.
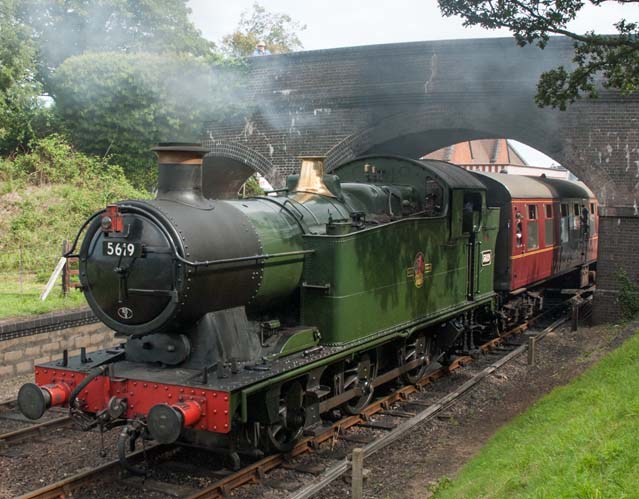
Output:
[221, 2, 306, 57]
[52, 51, 246, 187]
[16, 0, 215, 84]
[437, 0, 639, 109]
[0, 0, 51, 154]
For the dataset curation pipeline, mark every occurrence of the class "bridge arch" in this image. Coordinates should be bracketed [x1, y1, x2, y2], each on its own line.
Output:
[202, 139, 276, 181]
[324, 106, 616, 195]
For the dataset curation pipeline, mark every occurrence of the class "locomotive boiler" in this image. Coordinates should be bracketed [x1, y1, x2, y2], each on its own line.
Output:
[17, 145, 596, 469]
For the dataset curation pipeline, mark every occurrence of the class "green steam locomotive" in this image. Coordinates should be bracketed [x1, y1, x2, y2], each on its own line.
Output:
[18, 144, 594, 468]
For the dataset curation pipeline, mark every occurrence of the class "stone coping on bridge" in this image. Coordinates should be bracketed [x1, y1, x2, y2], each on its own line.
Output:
[245, 35, 573, 61]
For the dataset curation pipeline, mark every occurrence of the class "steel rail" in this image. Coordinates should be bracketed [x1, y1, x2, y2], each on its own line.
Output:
[16, 444, 165, 499]
[0, 399, 17, 410]
[0, 415, 71, 448]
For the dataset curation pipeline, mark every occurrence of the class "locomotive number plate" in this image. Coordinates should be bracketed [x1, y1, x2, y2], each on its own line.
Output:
[103, 241, 141, 257]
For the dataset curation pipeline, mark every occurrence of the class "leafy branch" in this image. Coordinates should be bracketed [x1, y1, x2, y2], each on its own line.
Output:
[437, 0, 639, 108]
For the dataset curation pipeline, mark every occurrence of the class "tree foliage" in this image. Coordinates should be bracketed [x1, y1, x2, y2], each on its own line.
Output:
[0, 0, 51, 153]
[221, 2, 306, 57]
[52, 51, 245, 187]
[1, 1, 301, 188]
[17, 0, 214, 77]
[437, 0, 639, 109]
[1, 0, 216, 158]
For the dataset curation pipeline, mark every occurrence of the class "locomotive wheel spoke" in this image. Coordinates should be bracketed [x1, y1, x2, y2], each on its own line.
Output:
[341, 354, 375, 415]
[400, 334, 431, 385]
[265, 382, 305, 453]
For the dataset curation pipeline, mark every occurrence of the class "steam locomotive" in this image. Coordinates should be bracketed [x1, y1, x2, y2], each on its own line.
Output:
[17, 145, 597, 468]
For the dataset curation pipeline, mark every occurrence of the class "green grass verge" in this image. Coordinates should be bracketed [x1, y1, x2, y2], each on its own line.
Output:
[431, 330, 639, 499]
[0, 272, 85, 320]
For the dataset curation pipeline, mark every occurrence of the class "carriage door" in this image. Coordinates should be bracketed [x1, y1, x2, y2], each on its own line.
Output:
[463, 192, 483, 300]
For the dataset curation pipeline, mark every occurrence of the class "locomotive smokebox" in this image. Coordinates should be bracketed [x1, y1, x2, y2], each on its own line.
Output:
[78, 142, 305, 337]
[153, 143, 210, 207]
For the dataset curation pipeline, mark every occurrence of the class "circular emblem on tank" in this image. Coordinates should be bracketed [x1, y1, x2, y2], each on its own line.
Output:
[117, 306, 134, 320]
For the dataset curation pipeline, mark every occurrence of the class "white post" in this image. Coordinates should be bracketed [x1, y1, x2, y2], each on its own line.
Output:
[352, 447, 364, 499]
[41, 257, 67, 301]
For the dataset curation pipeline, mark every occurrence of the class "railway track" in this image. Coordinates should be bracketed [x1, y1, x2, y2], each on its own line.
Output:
[289, 316, 567, 499]
[14, 299, 578, 499]
[0, 400, 72, 449]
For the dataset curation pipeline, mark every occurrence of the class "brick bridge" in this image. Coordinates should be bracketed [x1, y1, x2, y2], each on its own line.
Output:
[203, 37, 639, 322]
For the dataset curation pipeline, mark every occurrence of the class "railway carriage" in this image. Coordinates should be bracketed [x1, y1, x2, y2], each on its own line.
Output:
[16, 148, 596, 468]
[475, 172, 597, 292]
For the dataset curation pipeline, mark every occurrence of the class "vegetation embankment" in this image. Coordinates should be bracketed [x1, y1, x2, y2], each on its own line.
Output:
[0, 272, 84, 319]
[0, 135, 148, 319]
[431, 329, 639, 499]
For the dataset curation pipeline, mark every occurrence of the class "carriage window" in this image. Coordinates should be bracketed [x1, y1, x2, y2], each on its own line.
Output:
[561, 203, 568, 217]
[528, 205, 537, 220]
[528, 221, 539, 249]
[574, 203, 580, 216]
[545, 204, 553, 218]
[590, 203, 595, 214]
[545, 219, 554, 246]
[515, 211, 523, 247]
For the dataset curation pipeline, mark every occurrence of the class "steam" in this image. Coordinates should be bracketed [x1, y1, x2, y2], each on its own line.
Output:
[21, 0, 625, 201]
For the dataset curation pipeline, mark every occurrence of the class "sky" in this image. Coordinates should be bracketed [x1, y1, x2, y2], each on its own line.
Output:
[188, 0, 638, 166]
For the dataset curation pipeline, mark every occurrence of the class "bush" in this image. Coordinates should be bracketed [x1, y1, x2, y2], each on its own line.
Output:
[52, 51, 247, 188]
[2, 134, 130, 187]
[615, 268, 639, 320]
[0, 135, 149, 272]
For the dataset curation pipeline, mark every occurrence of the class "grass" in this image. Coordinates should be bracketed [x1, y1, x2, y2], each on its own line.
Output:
[0, 272, 85, 320]
[431, 329, 639, 499]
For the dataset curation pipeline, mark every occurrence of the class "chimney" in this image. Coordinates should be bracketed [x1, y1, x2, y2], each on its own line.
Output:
[152, 143, 211, 207]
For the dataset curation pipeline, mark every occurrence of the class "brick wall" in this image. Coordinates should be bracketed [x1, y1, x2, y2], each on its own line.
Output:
[0, 323, 117, 380]
[592, 213, 639, 323]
